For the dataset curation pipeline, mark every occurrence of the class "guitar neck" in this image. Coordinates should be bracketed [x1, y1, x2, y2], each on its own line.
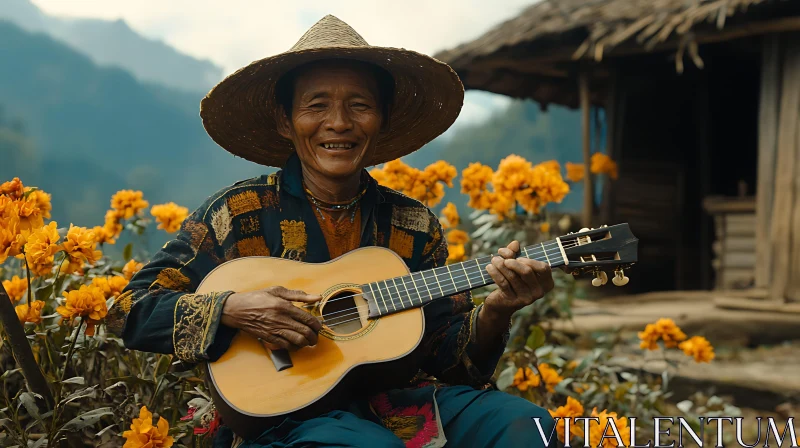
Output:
[364, 238, 568, 318]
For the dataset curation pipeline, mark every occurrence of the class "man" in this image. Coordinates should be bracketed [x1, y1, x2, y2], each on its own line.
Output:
[108, 15, 557, 448]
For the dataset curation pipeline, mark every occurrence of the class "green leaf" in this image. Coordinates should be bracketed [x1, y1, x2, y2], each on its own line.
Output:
[18, 392, 41, 422]
[526, 326, 546, 350]
[61, 377, 85, 385]
[95, 424, 117, 438]
[123, 243, 133, 262]
[61, 386, 98, 405]
[59, 407, 114, 433]
[495, 365, 517, 391]
[31, 437, 49, 448]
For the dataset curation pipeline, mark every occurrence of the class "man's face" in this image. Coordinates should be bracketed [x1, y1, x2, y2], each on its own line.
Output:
[278, 62, 383, 181]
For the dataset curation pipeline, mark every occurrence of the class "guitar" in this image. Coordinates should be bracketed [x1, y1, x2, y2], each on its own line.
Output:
[196, 224, 638, 439]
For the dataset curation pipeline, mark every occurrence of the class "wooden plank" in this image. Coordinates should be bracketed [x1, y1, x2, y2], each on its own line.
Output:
[724, 221, 756, 237]
[600, 68, 617, 226]
[769, 36, 800, 303]
[725, 214, 756, 227]
[716, 252, 756, 269]
[713, 237, 756, 253]
[714, 296, 800, 314]
[789, 94, 800, 301]
[756, 37, 779, 290]
[580, 71, 593, 228]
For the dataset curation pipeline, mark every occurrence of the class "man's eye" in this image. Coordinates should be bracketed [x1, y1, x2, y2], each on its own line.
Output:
[308, 103, 326, 109]
[352, 103, 370, 109]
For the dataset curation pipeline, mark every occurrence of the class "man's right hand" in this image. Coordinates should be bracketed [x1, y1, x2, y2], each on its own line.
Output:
[221, 286, 322, 351]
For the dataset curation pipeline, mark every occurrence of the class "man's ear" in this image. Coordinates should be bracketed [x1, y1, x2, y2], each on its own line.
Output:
[276, 106, 293, 140]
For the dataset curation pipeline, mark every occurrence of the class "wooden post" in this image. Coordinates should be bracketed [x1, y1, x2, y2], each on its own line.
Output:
[599, 70, 616, 226]
[755, 34, 781, 291]
[769, 35, 800, 303]
[580, 71, 594, 228]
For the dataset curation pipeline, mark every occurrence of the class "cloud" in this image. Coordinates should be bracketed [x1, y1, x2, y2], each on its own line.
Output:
[31, 0, 532, 127]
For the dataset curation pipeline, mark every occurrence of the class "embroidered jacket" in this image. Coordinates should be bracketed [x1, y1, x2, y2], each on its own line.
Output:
[107, 153, 506, 439]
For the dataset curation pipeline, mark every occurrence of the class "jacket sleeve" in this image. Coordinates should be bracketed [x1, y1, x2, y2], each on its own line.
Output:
[106, 195, 237, 364]
[416, 215, 507, 388]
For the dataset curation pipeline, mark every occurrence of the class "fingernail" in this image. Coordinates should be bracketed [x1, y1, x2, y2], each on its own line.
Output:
[492, 256, 501, 263]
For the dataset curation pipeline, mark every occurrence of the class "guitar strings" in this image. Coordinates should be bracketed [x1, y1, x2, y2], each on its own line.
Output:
[304, 238, 586, 312]
[320, 252, 622, 328]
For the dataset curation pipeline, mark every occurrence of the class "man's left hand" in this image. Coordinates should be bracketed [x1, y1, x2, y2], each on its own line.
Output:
[482, 240, 555, 324]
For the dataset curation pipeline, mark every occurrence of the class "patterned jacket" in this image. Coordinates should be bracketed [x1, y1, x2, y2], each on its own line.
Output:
[107, 153, 506, 441]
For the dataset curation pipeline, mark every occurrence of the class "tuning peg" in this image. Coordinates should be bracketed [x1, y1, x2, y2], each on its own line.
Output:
[612, 269, 630, 286]
[579, 227, 590, 233]
[591, 271, 608, 287]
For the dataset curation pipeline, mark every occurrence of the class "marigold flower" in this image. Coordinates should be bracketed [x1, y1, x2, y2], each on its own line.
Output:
[15, 300, 45, 324]
[446, 243, 466, 264]
[3, 275, 28, 302]
[23, 187, 52, 219]
[679, 336, 715, 363]
[23, 222, 62, 277]
[590, 153, 618, 180]
[446, 229, 469, 245]
[111, 190, 149, 220]
[537, 363, 564, 392]
[441, 202, 459, 228]
[540, 160, 561, 174]
[61, 225, 102, 275]
[549, 397, 585, 441]
[5, 195, 45, 242]
[57, 284, 108, 336]
[122, 406, 174, 448]
[0, 178, 24, 199]
[370, 160, 456, 207]
[566, 162, 586, 183]
[92, 276, 129, 299]
[587, 408, 630, 448]
[123, 259, 144, 280]
[540, 222, 551, 233]
[638, 318, 687, 350]
[511, 367, 541, 392]
[151, 202, 189, 233]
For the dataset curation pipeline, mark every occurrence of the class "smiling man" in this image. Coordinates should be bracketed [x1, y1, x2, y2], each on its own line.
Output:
[108, 15, 556, 448]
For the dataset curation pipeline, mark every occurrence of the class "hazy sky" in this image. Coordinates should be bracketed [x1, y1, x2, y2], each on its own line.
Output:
[29, 0, 537, 133]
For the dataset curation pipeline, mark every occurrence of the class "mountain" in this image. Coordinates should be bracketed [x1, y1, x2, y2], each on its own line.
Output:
[0, 19, 266, 251]
[0, 0, 222, 92]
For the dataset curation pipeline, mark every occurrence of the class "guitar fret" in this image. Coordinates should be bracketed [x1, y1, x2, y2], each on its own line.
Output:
[445, 265, 459, 291]
[463, 262, 473, 289]
[475, 258, 488, 283]
[367, 283, 385, 314]
[540, 243, 551, 266]
[423, 269, 443, 298]
[414, 272, 432, 303]
[402, 276, 421, 306]
[390, 278, 406, 308]
[380, 280, 397, 311]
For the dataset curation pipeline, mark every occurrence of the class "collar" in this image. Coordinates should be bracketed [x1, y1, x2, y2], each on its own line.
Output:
[279, 152, 383, 204]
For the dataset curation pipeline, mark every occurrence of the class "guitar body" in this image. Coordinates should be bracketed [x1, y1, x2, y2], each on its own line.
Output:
[196, 246, 425, 440]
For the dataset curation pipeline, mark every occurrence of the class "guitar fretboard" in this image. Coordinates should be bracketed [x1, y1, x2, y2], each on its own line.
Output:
[363, 239, 567, 318]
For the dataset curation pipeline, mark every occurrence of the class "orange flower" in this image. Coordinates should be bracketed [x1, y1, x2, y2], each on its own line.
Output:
[540, 222, 551, 233]
[23, 222, 62, 277]
[123, 259, 144, 280]
[679, 336, 715, 363]
[441, 202, 459, 228]
[446, 229, 469, 245]
[122, 406, 174, 448]
[549, 397, 585, 441]
[446, 243, 466, 264]
[15, 300, 45, 324]
[566, 162, 585, 183]
[587, 408, 630, 448]
[0, 178, 24, 199]
[537, 363, 564, 392]
[111, 190, 149, 220]
[57, 285, 108, 336]
[61, 225, 102, 275]
[92, 276, 129, 299]
[371, 160, 456, 207]
[590, 153, 618, 180]
[3, 275, 28, 302]
[511, 367, 541, 392]
[638, 318, 687, 350]
[23, 187, 52, 219]
[151, 202, 189, 233]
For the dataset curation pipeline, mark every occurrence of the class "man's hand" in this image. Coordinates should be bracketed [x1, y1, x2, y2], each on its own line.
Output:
[482, 240, 555, 325]
[221, 286, 322, 351]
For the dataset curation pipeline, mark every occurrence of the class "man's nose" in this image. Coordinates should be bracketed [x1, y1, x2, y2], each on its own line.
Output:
[325, 103, 353, 133]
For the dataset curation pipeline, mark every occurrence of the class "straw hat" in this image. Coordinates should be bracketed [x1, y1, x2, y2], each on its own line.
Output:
[200, 15, 465, 168]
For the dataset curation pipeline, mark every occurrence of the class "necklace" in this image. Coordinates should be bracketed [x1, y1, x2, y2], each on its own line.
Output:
[303, 180, 367, 223]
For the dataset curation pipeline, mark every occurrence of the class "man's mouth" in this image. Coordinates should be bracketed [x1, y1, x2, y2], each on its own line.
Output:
[321, 142, 355, 150]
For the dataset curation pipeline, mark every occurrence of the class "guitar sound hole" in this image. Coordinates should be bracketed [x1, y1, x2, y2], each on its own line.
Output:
[321, 291, 364, 335]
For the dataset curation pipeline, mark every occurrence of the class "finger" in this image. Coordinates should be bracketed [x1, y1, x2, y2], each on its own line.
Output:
[256, 333, 294, 351]
[275, 329, 312, 348]
[285, 318, 319, 346]
[507, 240, 521, 253]
[268, 286, 322, 303]
[497, 247, 516, 260]
[521, 258, 554, 292]
[284, 305, 324, 333]
[487, 257, 515, 294]
[500, 258, 532, 297]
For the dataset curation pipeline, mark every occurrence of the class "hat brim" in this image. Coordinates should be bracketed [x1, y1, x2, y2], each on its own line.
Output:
[199, 46, 464, 168]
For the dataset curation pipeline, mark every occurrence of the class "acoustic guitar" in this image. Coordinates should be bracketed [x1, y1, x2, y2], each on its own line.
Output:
[196, 224, 638, 439]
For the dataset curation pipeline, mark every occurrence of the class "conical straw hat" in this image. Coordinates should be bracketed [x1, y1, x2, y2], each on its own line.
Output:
[200, 15, 465, 168]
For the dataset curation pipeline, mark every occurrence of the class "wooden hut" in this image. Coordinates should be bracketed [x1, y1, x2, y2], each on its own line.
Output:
[436, 0, 800, 308]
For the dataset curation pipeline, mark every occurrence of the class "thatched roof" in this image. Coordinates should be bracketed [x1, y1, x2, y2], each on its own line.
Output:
[436, 0, 800, 107]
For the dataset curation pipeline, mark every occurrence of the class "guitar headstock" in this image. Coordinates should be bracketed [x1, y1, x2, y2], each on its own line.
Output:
[557, 223, 638, 286]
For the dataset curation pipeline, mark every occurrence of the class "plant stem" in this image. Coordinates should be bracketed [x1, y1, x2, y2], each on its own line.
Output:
[22, 248, 32, 306]
[52, 253, 68, 302]
[0, 282, 53, 407]
[60, 318, 84, 385]
[47, 318, 85, 443]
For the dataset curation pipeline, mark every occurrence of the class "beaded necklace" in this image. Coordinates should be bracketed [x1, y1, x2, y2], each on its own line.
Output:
[303, 178, 368, 223]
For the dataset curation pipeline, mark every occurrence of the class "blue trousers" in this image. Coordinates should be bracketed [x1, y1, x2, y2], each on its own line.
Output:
[216, 385, 556, 447]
